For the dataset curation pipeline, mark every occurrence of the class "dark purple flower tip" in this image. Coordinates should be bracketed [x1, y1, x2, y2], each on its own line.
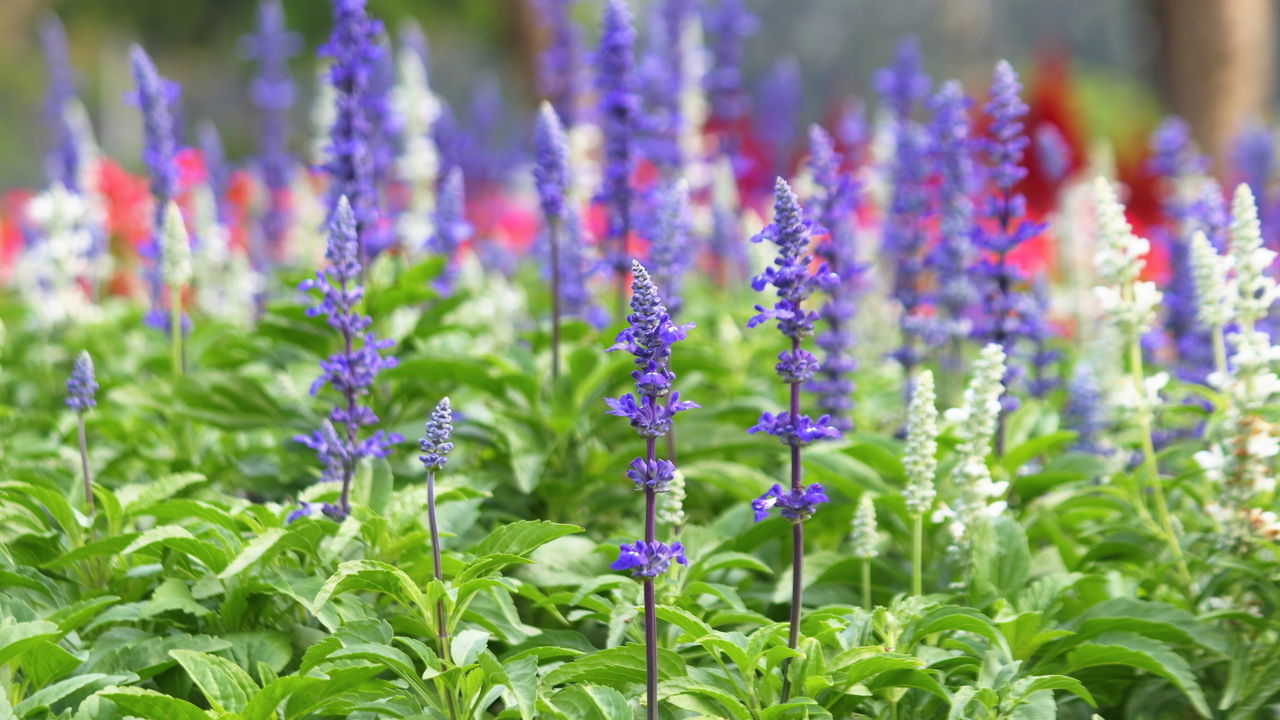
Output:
[419, 397, 454, 470]
[66, 350, 98, 413]
[610, 539, 687, 578]
[626, 456, 676, 492]
[873, 36, 929, 120]
[751, 483, 829, 523]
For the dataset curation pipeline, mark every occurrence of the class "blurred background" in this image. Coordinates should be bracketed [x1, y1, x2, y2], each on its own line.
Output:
[0, 0, 1273, 188]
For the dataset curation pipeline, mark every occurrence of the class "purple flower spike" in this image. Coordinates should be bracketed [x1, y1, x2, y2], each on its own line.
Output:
[321, 0, 385, 263]
[1034, 122, 1072, 184]
[751, 483, 829, 523]
[648, 179, 691, 317]
[611, 539, 687, 578]
[534, 0, 587, 127]
[626, 457, 676, 492]
[418, 397, 454, 470]
[243, 0, 300, 260]
[533, 102, 570, 221]
[703, 0, 757, 127]
[66, 351, 97, 413]
[296, 196, 401, 515]
[747, 412, 840, 446]
[40, 13, 79, 190]
[805, 125, 863, 431]
[429, 167, 472, 294]
[748, 178, 837, 340]
[756, 56, 802, 174]
[596, 0, 638, 285]
[926, 81, 977, 345]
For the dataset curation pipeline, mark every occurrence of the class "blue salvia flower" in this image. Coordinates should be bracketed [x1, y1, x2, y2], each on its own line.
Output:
[243, 0, 299, 260]
[925, 81, 977, 350]
[541, 208, 606, 327]
[972, 60, 1045, 411]
[39, 13, 79, 190]
[1148, 116, 1213, 382]
[367, 30, 398, 202]
[611, 540, 688, 577]
[702, 0, 757, 127]
[1064, 362, 1108, 455]
[295, 196, 401, 518]
[419, 397, 454, 470]
[533, 102, 569, 222]
[756, 56, 802, 175]
[1034, 122, 1072, 184]
[1026, 274, 1059, 397]
[1233, 122, 1274, 203]
[66, 350, 98, 413]
[637, 0, 692, 175]
[605, 261, 694, 717]
[321, 0, 385, 263]
[876, 38, 931, 379]
[648, 179, 691, 317]
[804, 125, 862, 432]
[428, 167, 473, 295]
[596, 0, 638, 291]
[197, 122, 230, 227]
[748, 178, 840, 520]
[605, 261, 697, 435]
[533, 0, 586, 127]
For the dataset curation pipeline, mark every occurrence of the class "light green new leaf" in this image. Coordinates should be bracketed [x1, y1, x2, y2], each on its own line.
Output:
[169, 649, 258, 714]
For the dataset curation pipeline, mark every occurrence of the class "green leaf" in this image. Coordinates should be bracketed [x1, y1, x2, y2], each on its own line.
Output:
[845, 654, 922, 685]
[0, 621, 60, 665]
[971, 515, 1030, 603]
[1071, 598, 1228, 656]
[310, 559, 429, 616]
[14, 673, 131, 718]
[654, 605, 714, 640]
[97, 687, 212, 720]
[222, 631, 292, 682]
[169, 649, 258, 714]
[1017, 675, 1096, 707]
[120, 525, 228, 573]
[218, 528, 286, 580]
[664, 677, 752, 720]
[544, 643, 686, 688]
[241, 677, 325, 720]
[471, 521, 582, 558]
[550, 685, 632, 720]
[1064, 632, 1210, 717]
[451, 629, 490, 667]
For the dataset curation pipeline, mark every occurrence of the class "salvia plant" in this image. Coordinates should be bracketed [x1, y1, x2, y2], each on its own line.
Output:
[6, 6, 1280, 720]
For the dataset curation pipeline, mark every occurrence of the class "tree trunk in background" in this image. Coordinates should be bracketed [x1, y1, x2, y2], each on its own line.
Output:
[1155, 0, 1275, 171]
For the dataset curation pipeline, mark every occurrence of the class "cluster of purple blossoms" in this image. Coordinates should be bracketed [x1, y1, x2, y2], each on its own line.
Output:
[647, 180, 691, 317]
[321, 0, 384, 263]
[295, 196, 401, 519]
[637, 0, 693, 175]
[611, 539, 687, 578]
[701, 0, 757, 180]
[533, 0, 587, 127]
[243, 0, 299, 261]
[1034, 122, 1072, 185]
[1064, 362, 1108, 455]
[972, 60, 1046, 410]
[39, 13, 79, 190]
[925, 81, 978, 353]
[429, 167, 473, 295]
[875, 38, 932, 377]
[752, 484, 830, 523]
[606, 261, 696, 578]
[595, 0, 638, 286]
[1148, 116, 1213, 382]
[804, 125, 862, 432]
[756, 56, 802, 175]
[747, 178, 839, 522]
[419, 397, 454, 470]
[66, 350, 98, 413]
[198, 122, 230, 227]
[533, 103, 569, 222]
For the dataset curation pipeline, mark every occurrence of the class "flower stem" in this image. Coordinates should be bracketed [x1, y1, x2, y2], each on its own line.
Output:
[549, 216, 562, 381]
[781, 353, 804, 702]
[427, 469, 458, 720]
[77, 412, 93, 515]
[911, 514, 923, 596]
[644, 436, 658, 720]
[1212, 326, 1227, 380]
[861, 558, 871, 609]
[169, 286, 183, 377]
[1127, 335, 1192, 586]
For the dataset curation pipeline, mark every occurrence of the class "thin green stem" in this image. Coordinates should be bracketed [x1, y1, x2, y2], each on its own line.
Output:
[169, 285, 183, 376]
[1127, 336, 1192, 587]
[911, 515, 923, 597]
[861, 558, 871, 609]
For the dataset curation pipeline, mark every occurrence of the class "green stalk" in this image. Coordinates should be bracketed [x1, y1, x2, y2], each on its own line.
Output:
[911, 514, 923, 597]
[861, 558, 871, 609]
[1211, 326, 1228, 380]
[1126, 335, 1191, 586]
[169, 285, 183, 376]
